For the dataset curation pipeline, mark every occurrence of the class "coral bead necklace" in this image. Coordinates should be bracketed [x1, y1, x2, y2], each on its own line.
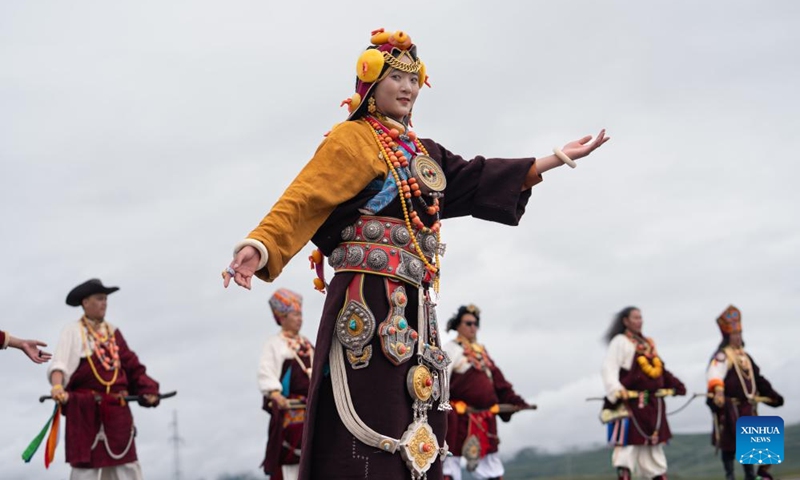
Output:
[80, 316, 121, 393]
[365, 115, 442, 283]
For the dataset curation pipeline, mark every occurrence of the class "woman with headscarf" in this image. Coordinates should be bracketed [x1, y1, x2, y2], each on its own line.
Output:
[224, 28, 609, 479]
[706, 305, 783, 480]
[258, 288, 314, 480]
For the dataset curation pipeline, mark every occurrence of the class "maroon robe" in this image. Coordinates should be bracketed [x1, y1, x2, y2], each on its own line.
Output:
[706, 351, 783, 452]
[0, 330, 6, 348]
[63, 329, 159, 468]
[262, 349, 313, 478]
[605, 359, 686, 445]
[446, 344, 528, 457]
[298, 139, 537, 480]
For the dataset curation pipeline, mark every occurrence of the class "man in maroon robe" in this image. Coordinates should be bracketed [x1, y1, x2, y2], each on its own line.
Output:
[48, 279, 161, 480]
[706, 305, 783, 480]
[442, 305, 530, 480]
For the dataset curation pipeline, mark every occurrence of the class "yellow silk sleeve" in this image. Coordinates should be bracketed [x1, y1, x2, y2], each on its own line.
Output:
[247, 120, 388, 282]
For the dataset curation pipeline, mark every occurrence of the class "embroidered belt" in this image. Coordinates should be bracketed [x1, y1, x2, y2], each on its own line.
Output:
[328, 216, 442, 287]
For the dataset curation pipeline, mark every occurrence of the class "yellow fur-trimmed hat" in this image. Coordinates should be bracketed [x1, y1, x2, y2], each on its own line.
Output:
[340, 28, 429, 120]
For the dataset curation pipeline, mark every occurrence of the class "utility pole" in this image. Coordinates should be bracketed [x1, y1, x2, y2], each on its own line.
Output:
[168, 410, 184, 480]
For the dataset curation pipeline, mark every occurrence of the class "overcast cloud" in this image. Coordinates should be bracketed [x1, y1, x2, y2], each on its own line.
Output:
[2, 1, 799, 479]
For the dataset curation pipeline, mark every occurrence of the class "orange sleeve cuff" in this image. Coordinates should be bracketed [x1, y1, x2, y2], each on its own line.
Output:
[707, 378, 724, 392]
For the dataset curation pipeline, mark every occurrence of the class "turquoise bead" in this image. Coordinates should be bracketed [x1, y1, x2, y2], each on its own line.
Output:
[349, 319, 358, 331]
[398, 318, 408, 330]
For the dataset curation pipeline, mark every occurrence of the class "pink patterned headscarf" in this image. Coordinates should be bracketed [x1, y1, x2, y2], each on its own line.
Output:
[268, 288, 302, 325]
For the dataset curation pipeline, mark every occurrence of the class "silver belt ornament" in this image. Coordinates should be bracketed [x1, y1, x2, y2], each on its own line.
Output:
[329, 287, 451, 479]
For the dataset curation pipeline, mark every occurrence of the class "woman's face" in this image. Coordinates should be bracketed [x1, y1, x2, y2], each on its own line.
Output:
[623, 309, 643, 335]
[281, 311, 303, 335]
[373, 67, 419, 121]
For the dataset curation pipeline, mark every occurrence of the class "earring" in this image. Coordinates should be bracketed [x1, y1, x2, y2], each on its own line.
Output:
[367, 97, 376, 114]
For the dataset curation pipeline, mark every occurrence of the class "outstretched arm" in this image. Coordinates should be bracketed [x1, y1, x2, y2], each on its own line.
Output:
[2, 331, 52, 364]
[223, 122, 387, 290]
[523, 129, 610, 188]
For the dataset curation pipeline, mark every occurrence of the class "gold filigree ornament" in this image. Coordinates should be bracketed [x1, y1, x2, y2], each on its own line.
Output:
[383, 50, 422, 74]
[406, 364, 434, 402]
[399, 419, 440, 477]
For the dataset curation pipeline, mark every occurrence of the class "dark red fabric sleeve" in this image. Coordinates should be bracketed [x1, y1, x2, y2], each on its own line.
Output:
[485, 349, 528, 422]
[662, 368, 687, 396]
[115, 330, 160, 406]
[752, 356, 784, 407]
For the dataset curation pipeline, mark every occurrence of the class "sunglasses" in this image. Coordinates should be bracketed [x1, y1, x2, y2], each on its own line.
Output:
[463, 321, 478, 327]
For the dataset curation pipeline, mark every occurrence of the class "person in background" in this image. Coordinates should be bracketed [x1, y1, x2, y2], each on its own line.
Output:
[258, 288, 314, 480]
[442, 304, 531, 480]
[601, 306, 686, 480]
[706, 305, 783, 480]
[48, 278, 160, 480]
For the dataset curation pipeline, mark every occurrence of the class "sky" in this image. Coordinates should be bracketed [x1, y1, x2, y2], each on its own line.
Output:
[1, 1, 799, 479]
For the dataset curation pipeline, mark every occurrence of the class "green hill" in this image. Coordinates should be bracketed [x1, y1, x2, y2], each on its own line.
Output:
[488, 422, 800, 480]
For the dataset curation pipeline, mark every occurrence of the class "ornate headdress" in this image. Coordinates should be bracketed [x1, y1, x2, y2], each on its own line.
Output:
[340, 28, 429, 120]
[268, 288, 302, 325]
[716, 305, 742, 335]
[446, 304, 481, 331]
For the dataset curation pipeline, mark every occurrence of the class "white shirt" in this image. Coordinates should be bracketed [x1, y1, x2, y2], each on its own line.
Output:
[706, 350, 730, 384]
[601, 333, 637, 402]
[257, 333, 312, 396]
[48, 319, 117, 386]
[444, 338, 472, 378]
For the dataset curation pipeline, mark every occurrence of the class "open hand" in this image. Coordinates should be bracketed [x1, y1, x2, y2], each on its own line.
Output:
[19, 339, 52, 364]
[562, 129, 609, 161]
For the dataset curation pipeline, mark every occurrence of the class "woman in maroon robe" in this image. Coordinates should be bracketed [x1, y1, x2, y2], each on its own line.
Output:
[258, 288, 314, 480]
[442, 305, 530, 480]
[224, 28, 609, 480]
[706, 305, 783, 480]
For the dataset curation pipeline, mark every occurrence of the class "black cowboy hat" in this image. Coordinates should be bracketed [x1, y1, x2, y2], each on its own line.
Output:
[66, 278, 119, 307]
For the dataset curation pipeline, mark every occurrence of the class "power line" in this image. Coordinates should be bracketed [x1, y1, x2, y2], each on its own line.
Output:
[168, 409, 184, 480]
